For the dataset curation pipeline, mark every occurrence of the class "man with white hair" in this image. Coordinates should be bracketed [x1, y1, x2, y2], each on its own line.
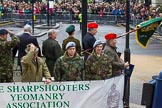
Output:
[42, 29, 62, 77]
[12, 24, 41, 72]
[23, 24, 32, 33]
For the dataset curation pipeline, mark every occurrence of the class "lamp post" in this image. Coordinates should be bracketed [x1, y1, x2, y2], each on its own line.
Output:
[124, 0, 130, 107]
[32, 0, 34, 34]
[82, 0, 87, 40]
[47, 0, 49, 26]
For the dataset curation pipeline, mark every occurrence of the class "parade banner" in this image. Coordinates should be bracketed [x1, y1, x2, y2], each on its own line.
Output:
[0, 75, 124, 108]
[135, 17, 162, 48]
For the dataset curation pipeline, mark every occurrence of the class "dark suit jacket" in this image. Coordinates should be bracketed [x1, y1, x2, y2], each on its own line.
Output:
[82, 32, 96, 52]
[12, 33, 41, 65]
[82, 32, 96, 61]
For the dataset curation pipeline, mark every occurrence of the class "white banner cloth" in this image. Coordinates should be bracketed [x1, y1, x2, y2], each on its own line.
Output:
[0, 75, 124, 108]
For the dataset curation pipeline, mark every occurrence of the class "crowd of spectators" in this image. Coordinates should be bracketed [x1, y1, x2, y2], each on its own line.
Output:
[0, 0, 161, 21]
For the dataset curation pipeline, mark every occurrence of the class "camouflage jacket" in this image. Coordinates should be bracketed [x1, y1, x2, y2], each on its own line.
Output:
[85, 50, 112, 80]
[54, 52, 84, 81]
[0, 34, 19, 72]
[104, 43, 125, 76]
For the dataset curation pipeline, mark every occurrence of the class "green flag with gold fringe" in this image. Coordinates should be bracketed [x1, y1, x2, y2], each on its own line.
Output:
[135, 17, 162, 48]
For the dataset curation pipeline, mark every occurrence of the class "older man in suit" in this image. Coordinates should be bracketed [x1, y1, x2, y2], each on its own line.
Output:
[12, 24, 41, 72]
[42, 29, 62, 77]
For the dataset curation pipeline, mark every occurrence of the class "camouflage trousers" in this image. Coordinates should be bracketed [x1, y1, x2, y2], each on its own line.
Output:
[0, 69, 13, 82]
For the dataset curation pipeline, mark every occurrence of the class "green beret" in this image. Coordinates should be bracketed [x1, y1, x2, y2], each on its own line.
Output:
[66, 25, 75, 33]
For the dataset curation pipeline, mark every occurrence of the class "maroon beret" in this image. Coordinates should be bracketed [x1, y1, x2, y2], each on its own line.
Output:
[105, 33, 117, 40]
[87, 22, 98, 28]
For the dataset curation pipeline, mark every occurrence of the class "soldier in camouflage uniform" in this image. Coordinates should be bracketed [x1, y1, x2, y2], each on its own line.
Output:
[103, 33, 129, 77]
[0, 29, 19, 82]
[54, 42, 84, 81]
[85, 40, 112, 80]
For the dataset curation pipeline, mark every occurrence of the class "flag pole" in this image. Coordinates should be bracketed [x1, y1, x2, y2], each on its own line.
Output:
[117, 28, 139, 39]
[81, 28, 139, 54]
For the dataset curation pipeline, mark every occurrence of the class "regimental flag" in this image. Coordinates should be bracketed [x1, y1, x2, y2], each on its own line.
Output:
[135, 17, 162, 48]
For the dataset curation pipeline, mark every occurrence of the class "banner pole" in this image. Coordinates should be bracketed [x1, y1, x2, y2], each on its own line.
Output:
[81, 28, 139, 54]
[117, 28, 139, 39]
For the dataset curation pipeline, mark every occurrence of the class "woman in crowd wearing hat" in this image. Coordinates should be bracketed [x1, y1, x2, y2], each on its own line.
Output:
[104, 33, 129, 77]
[54, 42, 84, 81]
[62, 25, 81, 55]
[85, 40, 112, 80]
[82, 22, 98, 61]
[0, 29, 19, 82]
[21, 43, 51, 83]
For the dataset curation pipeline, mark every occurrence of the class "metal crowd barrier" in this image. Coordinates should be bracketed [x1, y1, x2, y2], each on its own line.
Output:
[1, 12, 161, 36]
[0, 12, 126, 24]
